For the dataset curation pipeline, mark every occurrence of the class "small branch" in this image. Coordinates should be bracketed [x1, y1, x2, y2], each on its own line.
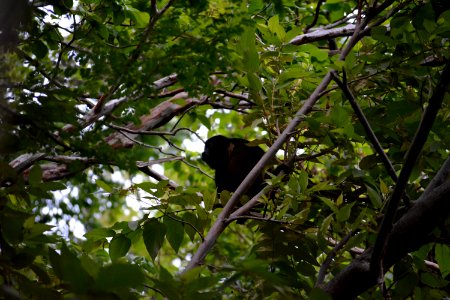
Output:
[304, 0, 325, 33]
[295, 147, 337, 162]
[214, 89, 254, 104]
[136, 163, 179, 189]
[316, 230, 359, 286]
[137, 157, 184, 167]
[16, 49, 64, 88]
[161, 212, 205, 242]
[116, 130, 179, 157]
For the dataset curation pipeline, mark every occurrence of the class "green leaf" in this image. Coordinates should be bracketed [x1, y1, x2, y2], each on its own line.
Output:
[365, 185, 382, 209]
[95, 263, 145, 291]
[247, 72, 263, 93]
[240, 27, 260, 73]
[41, 181, 67, 191]
[248, 0, 263, 14]
[109, 234, 131, 260]
[268, 15, 286, 42]
[298, 170, 308, 193]
[435, 244, 450, 278]
[336, 203, 354, 222]
[278, 66, 309, 83]
[143, 218, 166, 260]
[379, 179, 389, 195]
[420, 272, 448, 288]
[359, 154, 379, 170]
[0, 209, 30, 245]
[320, 214, 333, 234]
[84, 227, 115, 241]
[80, 254, 100, 278]
[393, 273, 418, 298]
[54, 244, 93, 292]
[330, 105, 349, 128]
[125, 6, 150, 27]
[163, 216, 184, 253]
[202, 189, 216, 211]
[297, 44, 328, 61]
[310, 287, 332, 300]
[318, 196, 337, 213]
[24, 223, 53, 240]
[96, 179, 113, 193]
[29, 165, 42, 186]
[31, 40, 48, 59]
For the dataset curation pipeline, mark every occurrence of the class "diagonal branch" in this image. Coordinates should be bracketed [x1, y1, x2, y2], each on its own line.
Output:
[323, 159, 450, 299]
[330, 71, 399, 185]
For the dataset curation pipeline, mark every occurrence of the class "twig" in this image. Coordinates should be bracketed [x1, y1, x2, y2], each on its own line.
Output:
[316, 230, 359, 286]
[161, 212, 205, 242]
[136, 163, 179, 189]
[304, 0, 325, 33]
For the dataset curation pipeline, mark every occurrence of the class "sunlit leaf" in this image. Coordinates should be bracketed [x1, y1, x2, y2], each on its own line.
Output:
[84, 228, 115, 241]
[435, 244, 450, 278]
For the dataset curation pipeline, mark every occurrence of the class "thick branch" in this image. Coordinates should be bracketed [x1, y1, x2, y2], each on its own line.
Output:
[371, 60, 450, 273]
[323, 165, 450, 299]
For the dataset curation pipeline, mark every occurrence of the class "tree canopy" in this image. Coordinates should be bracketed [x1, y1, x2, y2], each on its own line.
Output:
[1, 0, 450, 299]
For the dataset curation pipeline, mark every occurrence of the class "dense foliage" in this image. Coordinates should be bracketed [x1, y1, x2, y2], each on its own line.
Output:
[1, 0, 449, 299]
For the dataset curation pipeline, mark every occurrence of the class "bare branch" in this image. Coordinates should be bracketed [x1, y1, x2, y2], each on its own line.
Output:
[136, 163, 179, 189]
[290, 24, 356, 45]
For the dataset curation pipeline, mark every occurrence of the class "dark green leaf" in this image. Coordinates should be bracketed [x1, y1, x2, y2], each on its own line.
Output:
[31, 41, 48, 59]
[143, 218, 166, 260]
[109, 234, 131, 260]
[84, 227, 115, 241]
[163, 216, 184, 253]
[28, 165, 42, 186]
[95, 263, 145, 291]
[435, 244, 450, 278]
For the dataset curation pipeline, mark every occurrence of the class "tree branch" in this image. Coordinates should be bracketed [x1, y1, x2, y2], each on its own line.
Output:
[331, 70, 397, 181]
[323, 165, 450, 299]
[290, 24, 356, 45]
[370, 60, 450, 276]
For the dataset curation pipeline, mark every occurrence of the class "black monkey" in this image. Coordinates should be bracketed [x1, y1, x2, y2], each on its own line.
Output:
[201, 135, 265, 198]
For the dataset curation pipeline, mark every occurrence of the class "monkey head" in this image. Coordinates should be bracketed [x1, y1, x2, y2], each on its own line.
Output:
[201, 135, 231, 170]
